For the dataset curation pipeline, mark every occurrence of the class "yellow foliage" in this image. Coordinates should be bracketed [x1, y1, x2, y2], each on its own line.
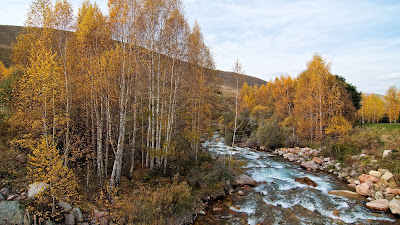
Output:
[0, 61, 7, 80]
[28, 137, 79, 220]
[294, 53, 349, 140]
[325, 116, 352, 137]
[10, 39, 65, 149]
[384, 86, 399, 123]
[358, 94, 385, 123]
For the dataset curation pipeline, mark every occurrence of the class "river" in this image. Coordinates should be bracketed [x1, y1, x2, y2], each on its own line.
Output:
[195, 135, 398, 225]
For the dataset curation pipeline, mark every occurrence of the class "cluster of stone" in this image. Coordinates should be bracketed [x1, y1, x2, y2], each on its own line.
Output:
[273, 147, 400, 216]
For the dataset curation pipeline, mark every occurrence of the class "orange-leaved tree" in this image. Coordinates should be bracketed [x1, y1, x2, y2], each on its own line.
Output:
[28, 137, 78, 220]
[384, 85, 399, 123]
[294, 53, 350, 140]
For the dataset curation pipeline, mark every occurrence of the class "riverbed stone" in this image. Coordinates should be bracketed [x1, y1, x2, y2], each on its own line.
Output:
[71, 207, 83, 222]
[383, 150, 392, 158]
[58, 201, 72, 212]
[348, 184, 357, 191]
[375, 191, 384, 200]
[99, 217, 108, 225]
[356, 182, 374, 196]
[381, 171, 394, 181]
[65, 213, 75, 225]
[295, 177, 317, 187]
[241, 185, 255, 192]
[328, 190, 365, 200]
[238, 190, 245, 196]
[0, 188, 10, 197]
[366, 199, 389, 211]
[44, 220, 56, 225]
[359, 174, 379, 183]
[387, 188, 400, 196]
[389, 199, 400, 214]
[369, 170, 382, 178]
[301, 161, 318, 170]
[212, 207, 224, 213]
[94, 209, 106, 218]
[312, 157, 323, 164]
[0, 201, 25, 224]
[235, 174, 257, 186]
[27, 182, 48, 198]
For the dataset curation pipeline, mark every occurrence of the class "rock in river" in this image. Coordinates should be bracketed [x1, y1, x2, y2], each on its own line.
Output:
[295, 177, 317, 187]
[212, 207, 224, 213]
[235, 174, 257, 186]
[366, 199, 389, 211]
[328, 190, 365, 200]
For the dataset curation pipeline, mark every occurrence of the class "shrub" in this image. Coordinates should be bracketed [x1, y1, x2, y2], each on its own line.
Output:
[256, 120, 284, 149]
[121, 181, 195, 224]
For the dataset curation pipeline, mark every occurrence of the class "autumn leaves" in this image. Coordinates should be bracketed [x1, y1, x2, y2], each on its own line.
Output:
[11, 0, 214, 191]
[238, 53, 357, 142]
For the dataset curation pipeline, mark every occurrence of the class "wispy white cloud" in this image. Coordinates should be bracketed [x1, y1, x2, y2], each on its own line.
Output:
[183, 0, 400, 94]
[1, 0, 399, 94]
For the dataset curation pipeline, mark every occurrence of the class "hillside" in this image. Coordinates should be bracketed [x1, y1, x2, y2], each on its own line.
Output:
[0, 25, 266, 93]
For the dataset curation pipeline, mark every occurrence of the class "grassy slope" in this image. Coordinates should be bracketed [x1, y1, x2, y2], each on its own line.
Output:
[0, 25, 24, 67]
[358, 123, 400, 131]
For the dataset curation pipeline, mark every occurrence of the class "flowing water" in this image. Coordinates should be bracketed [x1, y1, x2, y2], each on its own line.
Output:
[195, 135, 399, 225]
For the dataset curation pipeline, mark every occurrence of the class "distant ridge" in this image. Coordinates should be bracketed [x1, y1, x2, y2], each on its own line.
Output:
[363, 93, 384, 99]
[0, 25, 266, 94]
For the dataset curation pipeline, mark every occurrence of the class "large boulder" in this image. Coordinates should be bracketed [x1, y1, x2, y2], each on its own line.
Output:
[381, 171, 394, 181]
[300, 161, 318, 170]
[27, 182, 48, 198]
[356, 182, 374, 196]
[328, 190, 365, 200]
[389, 199, 400, 214]
[0, 201, 25, 224]
[295, 177, 317, 187]
[366, 199, 389, 211]
[359, 174, 379, 183]
[235, 174, 257, 186]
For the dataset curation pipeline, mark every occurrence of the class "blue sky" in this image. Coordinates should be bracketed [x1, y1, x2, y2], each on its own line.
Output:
[1, 0, 400, 94]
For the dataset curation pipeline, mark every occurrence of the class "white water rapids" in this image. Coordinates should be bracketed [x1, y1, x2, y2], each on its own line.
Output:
[201, 135, 397, 225]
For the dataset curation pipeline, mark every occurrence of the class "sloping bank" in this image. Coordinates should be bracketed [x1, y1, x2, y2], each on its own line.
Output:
[194, 136, 398, 224]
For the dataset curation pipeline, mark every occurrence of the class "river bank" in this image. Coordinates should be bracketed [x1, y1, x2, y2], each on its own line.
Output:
[271, 147, 400, 217]
[195, 136, 398, 224]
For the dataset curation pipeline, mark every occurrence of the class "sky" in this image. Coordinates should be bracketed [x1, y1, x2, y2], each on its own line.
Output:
[1, 0, 400, 94]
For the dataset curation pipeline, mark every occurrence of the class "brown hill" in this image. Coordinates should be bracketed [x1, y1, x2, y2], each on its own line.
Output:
[0, 25, 24, 67]
[0, 25, 266, 93]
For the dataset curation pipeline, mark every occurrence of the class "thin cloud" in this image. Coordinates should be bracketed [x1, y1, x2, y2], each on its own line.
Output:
[184, 0, 400, 94]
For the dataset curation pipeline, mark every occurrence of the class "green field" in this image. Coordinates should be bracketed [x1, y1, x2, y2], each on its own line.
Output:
[357, 123, 400, 131]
